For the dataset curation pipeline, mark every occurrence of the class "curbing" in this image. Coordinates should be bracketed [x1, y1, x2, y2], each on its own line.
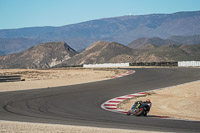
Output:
[112, 70, 135, 78]
[101, 89, 200, 122]
[102, 70, 200, 122]
[101, 92, 149, 114]
[101, 91, 197, 121]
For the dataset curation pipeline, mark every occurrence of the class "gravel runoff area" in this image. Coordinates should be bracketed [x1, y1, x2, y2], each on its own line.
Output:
[119, 80, 200, 121]
[0, 68, 126, 92]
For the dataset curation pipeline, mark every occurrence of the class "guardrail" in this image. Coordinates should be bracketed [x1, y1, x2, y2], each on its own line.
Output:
[0, 75, 22, 82]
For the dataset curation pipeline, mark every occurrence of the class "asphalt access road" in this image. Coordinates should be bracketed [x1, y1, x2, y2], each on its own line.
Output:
[0, 68, 200, 132]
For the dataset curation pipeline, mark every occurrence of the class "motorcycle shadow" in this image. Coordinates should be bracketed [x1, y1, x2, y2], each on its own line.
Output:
[145, 115, 170, 118]
[127, 114, 170, 118]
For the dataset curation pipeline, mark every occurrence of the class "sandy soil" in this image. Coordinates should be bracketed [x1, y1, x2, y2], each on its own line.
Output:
[119, 80, 200, 121]
[0, 68, 126, 92]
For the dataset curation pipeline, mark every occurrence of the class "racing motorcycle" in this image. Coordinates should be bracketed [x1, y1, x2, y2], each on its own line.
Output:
[126, 101, 148, 116]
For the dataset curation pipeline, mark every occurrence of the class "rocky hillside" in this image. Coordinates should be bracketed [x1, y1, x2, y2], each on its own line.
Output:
[58, 41, 200, 67]
[132, 44, 200, 62]
[169, 35, 200, 45]
[60, 41, 136, 66]
[128, 35, 200, 49]
[179, 44, 200, 60]
[128, 37, 181, 49]
[0, 42, 78, 68]
[1, 11, 200, 54]
[0, 41, 200, 68]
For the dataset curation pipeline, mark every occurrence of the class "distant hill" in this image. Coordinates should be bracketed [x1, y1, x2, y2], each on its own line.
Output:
[128, 35, 200, 49]
[139, 44, 188, 61]
[0, 38, 42, 55]
[169, 35, 200, 45]
[179, 44, 200, 60]
[128, 37, 180, 49]
[60, 41, 135, 66]
[1, 10, 200, 54]
[138, 43, 158, 50]
[0, 51, 5, 55]
[133, 44, 200, 62]
[0, 41, 200, 68]
[58, 41, 200, 67]
[0, 42, 78, 68]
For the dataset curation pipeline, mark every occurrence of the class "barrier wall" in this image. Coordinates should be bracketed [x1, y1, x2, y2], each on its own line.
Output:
[0, 75, 21, 82]
[83, 61, 200, 68]
[178, 61, 200, 67]
[83, 62, 178, 68]
[83, 63, 130, 68]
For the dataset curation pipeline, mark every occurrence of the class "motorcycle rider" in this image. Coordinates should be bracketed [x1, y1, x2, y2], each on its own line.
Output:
[130, 99, 152, 115]
[131, 101, 143, 109]
[142, 99, 152, 113]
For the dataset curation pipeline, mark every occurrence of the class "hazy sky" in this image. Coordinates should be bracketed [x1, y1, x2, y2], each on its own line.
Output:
[0, 0, 200, 29]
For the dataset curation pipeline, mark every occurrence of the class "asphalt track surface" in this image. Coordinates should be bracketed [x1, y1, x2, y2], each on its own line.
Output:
[0, 68, 200, 132]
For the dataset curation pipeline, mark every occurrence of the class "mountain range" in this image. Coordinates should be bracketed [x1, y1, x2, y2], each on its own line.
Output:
[1, 10, 200, 55]
[61, 41, 200, 66]
[0, 41, 199, 68]
[59, 41, 135, 66]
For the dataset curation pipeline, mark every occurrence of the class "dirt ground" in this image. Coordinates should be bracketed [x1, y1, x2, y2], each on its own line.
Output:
[0, 68, 126, 92]
[0, 120, 161, 133]
[119, 80, 200, 121]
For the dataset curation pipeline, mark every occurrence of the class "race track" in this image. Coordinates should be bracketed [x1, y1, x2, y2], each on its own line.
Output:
[0, 68, 200, 132]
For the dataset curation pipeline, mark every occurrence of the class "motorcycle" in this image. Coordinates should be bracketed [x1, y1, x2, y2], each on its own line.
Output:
[127, 101, 148, 116]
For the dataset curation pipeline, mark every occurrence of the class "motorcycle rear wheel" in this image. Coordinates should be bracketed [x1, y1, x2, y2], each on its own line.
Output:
[134, 108, 144, 116]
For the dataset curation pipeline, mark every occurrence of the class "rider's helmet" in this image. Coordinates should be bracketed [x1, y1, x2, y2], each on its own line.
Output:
[146, 99, 151, 103]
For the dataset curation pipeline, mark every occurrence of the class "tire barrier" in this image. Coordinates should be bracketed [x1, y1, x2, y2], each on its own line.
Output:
[53, 64, 83, 68]
[0, 75, 22, 82]
[129, 62, 178, 66]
